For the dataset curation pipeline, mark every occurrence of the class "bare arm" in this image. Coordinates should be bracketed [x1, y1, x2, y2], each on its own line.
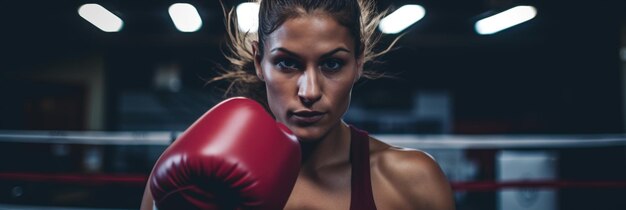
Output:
[380, 149, 455, 210]
[140, 176, 154, 210]
[408, 151, 455, 210]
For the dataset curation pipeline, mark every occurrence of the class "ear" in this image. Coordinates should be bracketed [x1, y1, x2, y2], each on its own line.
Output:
[252, 41, 265, 81]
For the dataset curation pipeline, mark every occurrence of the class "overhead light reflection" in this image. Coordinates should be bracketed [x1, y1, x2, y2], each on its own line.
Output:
[475, 5, 537, 35]
[168, 3, 203, 32]
[236, 2, 260, 32]
[379, 4, 426, 34]
[78, 4, 123, 32]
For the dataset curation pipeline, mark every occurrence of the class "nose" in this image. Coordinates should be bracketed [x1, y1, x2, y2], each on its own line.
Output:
[297, 68, 321, 106]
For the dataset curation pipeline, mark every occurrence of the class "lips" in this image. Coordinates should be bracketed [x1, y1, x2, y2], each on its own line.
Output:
[290, 110, 325, 125]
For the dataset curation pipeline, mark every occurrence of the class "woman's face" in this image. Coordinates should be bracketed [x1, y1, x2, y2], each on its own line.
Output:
[254, 14, 362, 141]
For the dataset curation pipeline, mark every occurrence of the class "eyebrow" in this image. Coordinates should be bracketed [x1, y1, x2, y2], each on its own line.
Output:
[270, 47, 351, 58]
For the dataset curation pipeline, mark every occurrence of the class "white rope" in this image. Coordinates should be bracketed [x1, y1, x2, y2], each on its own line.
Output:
[1, 131, 626, 148]
[0, 130, 173, 145]
[376, 134, 626, 149]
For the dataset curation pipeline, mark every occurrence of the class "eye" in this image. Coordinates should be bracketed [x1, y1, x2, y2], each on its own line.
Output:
[321, 59, 344, 72]
[276, 58, 300, 71]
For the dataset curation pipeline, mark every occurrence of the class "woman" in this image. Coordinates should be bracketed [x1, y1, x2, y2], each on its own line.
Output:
[142, 0, 455, 209]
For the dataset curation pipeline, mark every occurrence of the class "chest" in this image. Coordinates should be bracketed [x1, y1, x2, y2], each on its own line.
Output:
[283, 173, 407, 210]
[284, 169, 352, 210]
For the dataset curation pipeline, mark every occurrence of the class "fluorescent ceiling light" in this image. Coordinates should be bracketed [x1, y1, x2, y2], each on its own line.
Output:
[78, 4, 123, 32]
[379, 4, 425, 34]
[236, 2, 260, 32]
[169, 3, 203, 32]
[475, 5, 537, 35]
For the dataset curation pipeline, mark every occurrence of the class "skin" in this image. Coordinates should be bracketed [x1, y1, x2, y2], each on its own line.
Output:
[141, 11, 455, 210]
[254, 13, 455, 210]
[140, 181, 152, 210]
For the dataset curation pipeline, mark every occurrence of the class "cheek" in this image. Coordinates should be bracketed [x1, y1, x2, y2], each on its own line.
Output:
[261, 64, 287, 97]
[260, 64, 292, 120]
[335, 68, 359, 95]
[328, 75, 356, 111]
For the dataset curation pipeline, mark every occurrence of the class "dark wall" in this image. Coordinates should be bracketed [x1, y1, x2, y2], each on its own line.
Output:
[2, 0, 625, 134]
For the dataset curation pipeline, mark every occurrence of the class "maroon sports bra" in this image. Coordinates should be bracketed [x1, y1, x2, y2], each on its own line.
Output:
[349, 125, 377, 210]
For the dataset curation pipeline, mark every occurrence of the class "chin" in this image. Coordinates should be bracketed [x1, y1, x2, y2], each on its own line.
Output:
[290, 125, 327, 142]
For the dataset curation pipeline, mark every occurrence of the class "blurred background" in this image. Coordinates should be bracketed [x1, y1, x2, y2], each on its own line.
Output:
[1, 0, 626, 209]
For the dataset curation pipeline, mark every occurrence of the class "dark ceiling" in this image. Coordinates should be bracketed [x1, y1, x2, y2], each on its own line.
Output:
[2, 0, 626, 133]
[3, 0, 626, 65]
[0, 1, 615, 42]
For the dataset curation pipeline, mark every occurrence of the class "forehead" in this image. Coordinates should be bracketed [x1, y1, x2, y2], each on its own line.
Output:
[264, 15, 356, 53]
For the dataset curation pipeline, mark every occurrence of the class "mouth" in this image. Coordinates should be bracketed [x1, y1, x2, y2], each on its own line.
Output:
[289, 110, 326, 125]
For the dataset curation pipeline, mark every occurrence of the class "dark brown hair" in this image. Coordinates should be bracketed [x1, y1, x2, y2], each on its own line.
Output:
[212, 0, 398, 106]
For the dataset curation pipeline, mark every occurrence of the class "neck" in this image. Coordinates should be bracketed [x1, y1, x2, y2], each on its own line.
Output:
[299, 121, 352, 174]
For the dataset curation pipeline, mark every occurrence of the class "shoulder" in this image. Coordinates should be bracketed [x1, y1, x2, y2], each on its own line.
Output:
[369, 137, 455, 210]
[369, 138, 445, 186]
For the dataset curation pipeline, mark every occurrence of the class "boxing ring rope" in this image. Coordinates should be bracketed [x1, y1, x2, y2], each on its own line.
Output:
[2, 172, 626, 191]
[0, 131, 174, 145]
[373, 134, 626, 149]
[450, 180, 626, 191]
[0, 172, 146, 186]
[1, 131, 625, 191]
[1, 131, 626, 148]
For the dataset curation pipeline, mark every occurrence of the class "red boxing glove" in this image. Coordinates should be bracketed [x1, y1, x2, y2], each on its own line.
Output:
[149, 97, 301, 210]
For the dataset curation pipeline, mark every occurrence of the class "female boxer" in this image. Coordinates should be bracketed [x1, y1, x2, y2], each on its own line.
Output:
[142, 0, 455, 209]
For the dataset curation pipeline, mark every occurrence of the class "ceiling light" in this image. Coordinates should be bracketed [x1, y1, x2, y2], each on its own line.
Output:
[236, 2, 260, 32]
[475, 6, 537, 35]
[168, 3, 203, 32]
[78, 4, 123, 32]
[379, 5, 426, 34]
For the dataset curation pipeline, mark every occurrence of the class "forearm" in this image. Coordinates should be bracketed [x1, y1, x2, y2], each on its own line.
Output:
[140, 178, 154, 210]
